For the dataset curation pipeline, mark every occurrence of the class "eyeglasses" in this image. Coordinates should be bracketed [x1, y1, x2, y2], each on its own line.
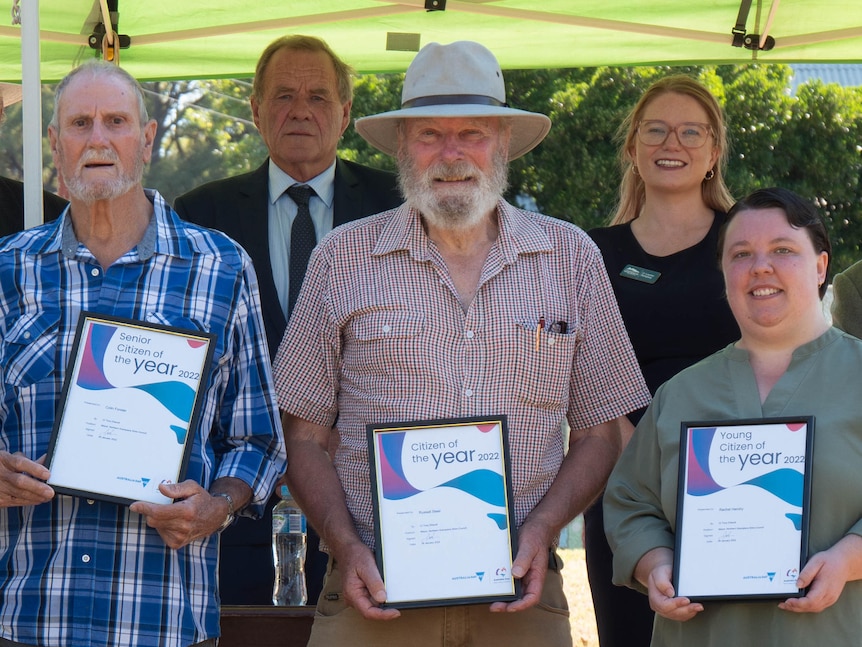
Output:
[636, 120, 713, 148]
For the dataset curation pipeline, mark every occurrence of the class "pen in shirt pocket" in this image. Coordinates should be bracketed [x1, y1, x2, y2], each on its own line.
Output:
[535, 316, 545, 351]
[535, 318, 569, 351]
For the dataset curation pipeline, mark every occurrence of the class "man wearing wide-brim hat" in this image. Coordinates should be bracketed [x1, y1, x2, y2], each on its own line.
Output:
[0, 82, 67, 237]
[273, 40, 649, 647]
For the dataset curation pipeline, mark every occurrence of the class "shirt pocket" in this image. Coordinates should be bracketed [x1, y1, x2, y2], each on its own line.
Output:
[514, 321, 579, 410]
[347, 310, 426, 375]
[143, 312, 228, 366]
[2, 311, 61, 387]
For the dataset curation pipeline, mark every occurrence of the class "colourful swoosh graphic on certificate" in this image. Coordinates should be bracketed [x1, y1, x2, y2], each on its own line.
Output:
[376, 430, 507, 528]
[76, 322, 195, 444]
[686, 426, 804, 508]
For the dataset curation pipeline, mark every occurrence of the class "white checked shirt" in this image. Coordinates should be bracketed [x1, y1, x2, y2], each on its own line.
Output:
[273, 199, 649, 549]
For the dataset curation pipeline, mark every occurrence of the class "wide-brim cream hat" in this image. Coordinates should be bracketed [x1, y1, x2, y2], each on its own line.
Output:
[0, 82, 23, 107]
[355, 41, 551, 161]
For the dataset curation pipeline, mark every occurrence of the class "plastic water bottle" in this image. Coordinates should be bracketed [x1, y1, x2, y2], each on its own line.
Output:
[272, 484, 308, 606]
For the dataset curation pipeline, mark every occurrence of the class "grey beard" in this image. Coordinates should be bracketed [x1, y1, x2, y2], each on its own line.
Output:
[398, 153, 508, 231]
[65, 172, 139, 204]
[59, 143, 145, 204]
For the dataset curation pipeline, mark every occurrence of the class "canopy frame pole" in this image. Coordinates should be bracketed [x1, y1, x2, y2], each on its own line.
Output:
[21, 0, 44, 229]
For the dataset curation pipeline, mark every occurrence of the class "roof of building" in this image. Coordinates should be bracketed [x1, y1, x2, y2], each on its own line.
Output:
[790, 64, 862, 93]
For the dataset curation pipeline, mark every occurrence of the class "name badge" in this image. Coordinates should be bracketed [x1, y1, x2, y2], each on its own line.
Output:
[620, 264, 661, 284]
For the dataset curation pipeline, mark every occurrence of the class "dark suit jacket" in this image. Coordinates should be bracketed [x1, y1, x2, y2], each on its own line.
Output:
[174, 158, 401, 358]
[173, 157, 400, 605]
[0, 176, 68, 237]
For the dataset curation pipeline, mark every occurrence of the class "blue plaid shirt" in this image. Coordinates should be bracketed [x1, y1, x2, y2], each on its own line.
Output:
[0, 191, 286, 646]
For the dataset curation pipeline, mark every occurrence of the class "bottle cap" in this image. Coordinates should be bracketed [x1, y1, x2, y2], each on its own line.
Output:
[280, 484, 290, 498]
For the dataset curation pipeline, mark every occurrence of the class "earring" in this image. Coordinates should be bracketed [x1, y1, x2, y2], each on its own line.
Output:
[704, 169, 715, 181]
[631, 165, 639, 176]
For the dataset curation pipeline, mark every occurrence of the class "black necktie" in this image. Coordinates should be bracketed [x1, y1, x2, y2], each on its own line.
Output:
[286, 184, 317, 317]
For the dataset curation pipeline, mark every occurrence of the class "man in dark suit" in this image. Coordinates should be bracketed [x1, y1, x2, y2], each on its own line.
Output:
[174, 35, 400, 606]
[0, 82, 67, 236]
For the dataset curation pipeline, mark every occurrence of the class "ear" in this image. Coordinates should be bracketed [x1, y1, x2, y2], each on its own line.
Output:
[250, 96, 262, 131]
[816, 250, 829, 286]
[339, 100, 352, 137]
[48, 124, 60, 162]
[708, 143, 720, 169]
[142, 119, 157, 164]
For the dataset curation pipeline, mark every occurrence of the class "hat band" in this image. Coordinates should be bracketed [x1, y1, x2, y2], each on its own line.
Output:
[401, 94, 508, 109]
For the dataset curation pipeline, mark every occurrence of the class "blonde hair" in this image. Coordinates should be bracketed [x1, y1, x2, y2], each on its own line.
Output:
[610, 74, 734, 225]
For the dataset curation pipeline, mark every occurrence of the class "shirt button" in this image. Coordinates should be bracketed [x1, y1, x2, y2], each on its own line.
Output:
[547, 337, 556, 346]
[82, 554, 91, 563]
[23, 331, 31, 340]
[382, 324, 392, 334]
[464, 388, 473, 397]
[87, 499, 95, 505]
[465, 330, 474, 339]
[90, 268, 100, 277]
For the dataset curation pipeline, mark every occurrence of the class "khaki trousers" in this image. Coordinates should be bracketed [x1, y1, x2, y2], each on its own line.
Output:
[308, 552, 572, 647]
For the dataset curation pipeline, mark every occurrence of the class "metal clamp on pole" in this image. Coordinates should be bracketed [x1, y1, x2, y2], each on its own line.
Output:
[730, 0, 776, 51]
[743, 33, 776, 50]
[87, 0, 130, 61]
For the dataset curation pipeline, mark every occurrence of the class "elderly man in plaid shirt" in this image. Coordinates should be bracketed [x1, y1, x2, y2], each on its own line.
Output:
[273, 41, 649, 647]
[0, 61, 285, 646]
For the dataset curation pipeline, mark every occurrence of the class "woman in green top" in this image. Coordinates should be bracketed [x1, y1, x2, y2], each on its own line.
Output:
[605, 187, 862, 646]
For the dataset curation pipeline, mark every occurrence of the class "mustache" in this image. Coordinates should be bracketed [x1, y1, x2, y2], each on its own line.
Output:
[425, 161, 479, 181]
[77, 148, 120, 168]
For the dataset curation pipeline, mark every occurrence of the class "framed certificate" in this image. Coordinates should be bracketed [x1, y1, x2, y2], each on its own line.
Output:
[367, 415, 519, 608]
[673, 417, 814, 601]
[46, 312, 215, 506]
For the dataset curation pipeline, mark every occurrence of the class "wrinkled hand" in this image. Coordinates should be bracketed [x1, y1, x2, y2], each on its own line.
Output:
[778, 546, 851, 613]
[129, 480, 226, 549]
[0, 451, 53, 507]
[337, 541, 400, 621]
[490, 521, 550, 613]
[646, 563, 703, 621]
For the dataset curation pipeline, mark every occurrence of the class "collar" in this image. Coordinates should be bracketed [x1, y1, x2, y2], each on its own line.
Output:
[727, 326, 842, 363]
[372, 199, 554, 264]
[267, 159, 336, 209]
[60, 189, 183, 262]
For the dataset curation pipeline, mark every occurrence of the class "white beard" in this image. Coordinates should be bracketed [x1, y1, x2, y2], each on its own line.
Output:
[398, 150, 508, 231]
[60, 145, 144, 204]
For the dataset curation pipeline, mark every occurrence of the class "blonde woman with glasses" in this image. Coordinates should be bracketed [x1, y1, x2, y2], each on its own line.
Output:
[586, 75, 740, 647]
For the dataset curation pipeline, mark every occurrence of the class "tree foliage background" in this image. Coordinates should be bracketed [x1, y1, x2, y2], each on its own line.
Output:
[3, 63, 862, 274]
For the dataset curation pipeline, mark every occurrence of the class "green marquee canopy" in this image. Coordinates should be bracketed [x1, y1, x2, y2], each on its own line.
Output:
[6, 0, 862, 227]
[2, 0, 862, 83]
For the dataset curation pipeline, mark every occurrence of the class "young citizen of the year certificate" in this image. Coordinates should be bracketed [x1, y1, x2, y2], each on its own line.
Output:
[367, 416, 518, 608]
[674, 417, 814, 601]
[46, 313, 214, 506]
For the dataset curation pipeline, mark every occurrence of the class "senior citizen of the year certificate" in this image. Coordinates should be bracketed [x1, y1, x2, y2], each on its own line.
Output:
[674, 417, 814, 601]
[367, 416, 518, 608]
[46, 312, 215, 506]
